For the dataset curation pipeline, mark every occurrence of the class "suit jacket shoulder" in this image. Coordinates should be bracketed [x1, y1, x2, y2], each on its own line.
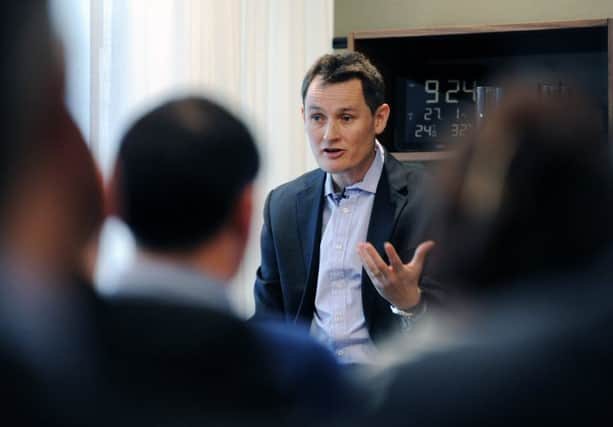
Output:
[95, 294, 353, 425]
[266, 168, 325, 214]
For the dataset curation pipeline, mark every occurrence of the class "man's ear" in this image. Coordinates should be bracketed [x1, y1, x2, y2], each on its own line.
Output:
[374, 103, 391, 135]
[105, 165, 123, 219]
[233, 184, 254, 244]
[301, 105, 306, 123]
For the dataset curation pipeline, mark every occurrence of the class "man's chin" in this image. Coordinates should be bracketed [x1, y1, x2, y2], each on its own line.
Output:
[317, 163, 346, 175]
[316, 157, 346, 172]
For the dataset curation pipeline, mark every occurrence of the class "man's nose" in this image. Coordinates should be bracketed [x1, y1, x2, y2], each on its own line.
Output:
[323, 120, 339, 141]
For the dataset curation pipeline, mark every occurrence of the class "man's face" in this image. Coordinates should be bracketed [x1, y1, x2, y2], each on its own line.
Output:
[302, 76, 390, 188]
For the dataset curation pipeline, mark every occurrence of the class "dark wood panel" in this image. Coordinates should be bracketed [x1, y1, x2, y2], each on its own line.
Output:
[607, 19, 613, 135]
[348, 19, 611, 157]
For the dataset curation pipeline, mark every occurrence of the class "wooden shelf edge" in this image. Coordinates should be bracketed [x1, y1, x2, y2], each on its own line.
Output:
[607, 18, 613, 135]
[351, 18, 609, 41]
[392, 151, 456, 162]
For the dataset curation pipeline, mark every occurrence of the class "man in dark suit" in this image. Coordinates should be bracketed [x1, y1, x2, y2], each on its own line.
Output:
[254, 52, 443, 364]
[102, 97, 355, 425]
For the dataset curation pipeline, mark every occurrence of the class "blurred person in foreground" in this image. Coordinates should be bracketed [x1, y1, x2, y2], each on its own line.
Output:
[0, 2, 353, 425]
[102, 96, 356, 425]
[0, 1, 110, 425]
[253, 51, 444, 366]
[350, 82, 613, 425]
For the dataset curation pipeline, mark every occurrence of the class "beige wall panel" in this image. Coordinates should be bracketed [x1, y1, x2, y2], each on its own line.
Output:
[335, 0, 613, 37]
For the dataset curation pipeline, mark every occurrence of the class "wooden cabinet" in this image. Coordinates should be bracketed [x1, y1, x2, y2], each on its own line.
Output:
[348, 19, 613, 161]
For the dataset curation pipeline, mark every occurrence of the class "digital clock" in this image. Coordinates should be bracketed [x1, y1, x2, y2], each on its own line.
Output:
[393, 77, 482, 151]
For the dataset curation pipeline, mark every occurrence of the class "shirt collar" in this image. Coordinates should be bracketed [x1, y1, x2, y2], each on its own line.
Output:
[324, 140, 385, 197]
[108, 253, 231, 312]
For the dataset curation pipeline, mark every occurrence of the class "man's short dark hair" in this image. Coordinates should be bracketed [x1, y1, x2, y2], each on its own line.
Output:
[301, 51, 385, 114]
[115, 97, 260, 252]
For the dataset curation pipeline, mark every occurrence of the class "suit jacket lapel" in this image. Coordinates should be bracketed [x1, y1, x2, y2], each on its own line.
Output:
[362, 154, 409, 329]
[294, 171, 325, 322]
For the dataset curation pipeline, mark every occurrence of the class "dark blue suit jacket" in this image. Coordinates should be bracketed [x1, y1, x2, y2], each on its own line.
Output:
[94, 296, 354, 425]
[0, 273, 356, 427]
[254, 152, 444, 343]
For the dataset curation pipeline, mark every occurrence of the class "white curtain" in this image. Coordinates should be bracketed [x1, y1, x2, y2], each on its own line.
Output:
[50, 0, 91, 138]
[89, 0, 333, 316]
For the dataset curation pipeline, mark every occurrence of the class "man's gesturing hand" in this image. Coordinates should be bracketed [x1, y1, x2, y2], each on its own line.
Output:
[357, 240, 435, 310]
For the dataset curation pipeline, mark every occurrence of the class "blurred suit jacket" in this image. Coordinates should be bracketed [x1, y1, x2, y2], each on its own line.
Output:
[88, 259, 355, 426]
[0, 259, 355, 427]
[348, 246, 613, 427]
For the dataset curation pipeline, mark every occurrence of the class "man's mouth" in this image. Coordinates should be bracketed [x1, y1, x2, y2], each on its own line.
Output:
[322, 148, 344, 159]
[322, 148, 345, 154]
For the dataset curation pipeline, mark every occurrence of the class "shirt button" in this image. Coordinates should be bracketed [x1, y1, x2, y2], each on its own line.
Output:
[336, 350, 344, 357]
[335, 244, 343, 250]
[342, 207, 350, 214]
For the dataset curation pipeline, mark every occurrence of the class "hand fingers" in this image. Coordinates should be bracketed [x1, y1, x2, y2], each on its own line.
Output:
[358, 243, 386, 281]
[410, 240, 436, 268]
[358, 243, 380, 277]
[384, 242, 404, 272]
[361, 242, 390, 275]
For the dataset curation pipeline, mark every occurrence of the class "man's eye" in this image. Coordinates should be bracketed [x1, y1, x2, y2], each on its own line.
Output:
[341, 115, 353, 122]
[311, 114, 323, 122]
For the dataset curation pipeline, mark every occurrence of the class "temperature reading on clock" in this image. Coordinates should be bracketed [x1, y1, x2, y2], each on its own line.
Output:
[423, 107, 442, 121]
[415, 124, 438, 138]
[451, 123, 472, 137]
[397, 76, 481, 151]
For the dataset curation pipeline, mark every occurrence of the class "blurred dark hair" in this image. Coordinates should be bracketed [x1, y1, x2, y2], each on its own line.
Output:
[59, 109, 105, 252]
[433, 83, 613, 289]
[113, 97, 260, 252]
[301, 51, 385, 114]
[0, 1, 61, 217]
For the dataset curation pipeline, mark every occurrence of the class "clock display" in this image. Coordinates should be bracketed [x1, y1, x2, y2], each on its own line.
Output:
[394, 78, 480, 151]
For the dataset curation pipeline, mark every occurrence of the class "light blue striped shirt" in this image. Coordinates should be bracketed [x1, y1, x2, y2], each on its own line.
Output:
[310, 141, 385, 364]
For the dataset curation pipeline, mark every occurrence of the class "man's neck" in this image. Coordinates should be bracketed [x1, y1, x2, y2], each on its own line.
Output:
[330, 148, 377, 191]
[140, 235, 237, 284]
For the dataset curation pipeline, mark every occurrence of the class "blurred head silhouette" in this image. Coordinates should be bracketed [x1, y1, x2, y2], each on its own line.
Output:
[433, 81, 613, 290]
[0, 2, 106, 422]
[110, 97, 260, 281]
[0, 1, 101, 281]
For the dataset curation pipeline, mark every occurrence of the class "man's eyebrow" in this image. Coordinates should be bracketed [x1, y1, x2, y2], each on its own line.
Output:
[307, 106, 358, 113]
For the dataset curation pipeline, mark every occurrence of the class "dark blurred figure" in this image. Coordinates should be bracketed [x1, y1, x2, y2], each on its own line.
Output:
[0, 2, 352, 426]
[434, 83, 613, 290]
[0, 2, 105, 426]
[0, 2, 75, 277]
[100, 97, 355, 426]
[350, 83, 613, 426]
[67, 124, 106, 284]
